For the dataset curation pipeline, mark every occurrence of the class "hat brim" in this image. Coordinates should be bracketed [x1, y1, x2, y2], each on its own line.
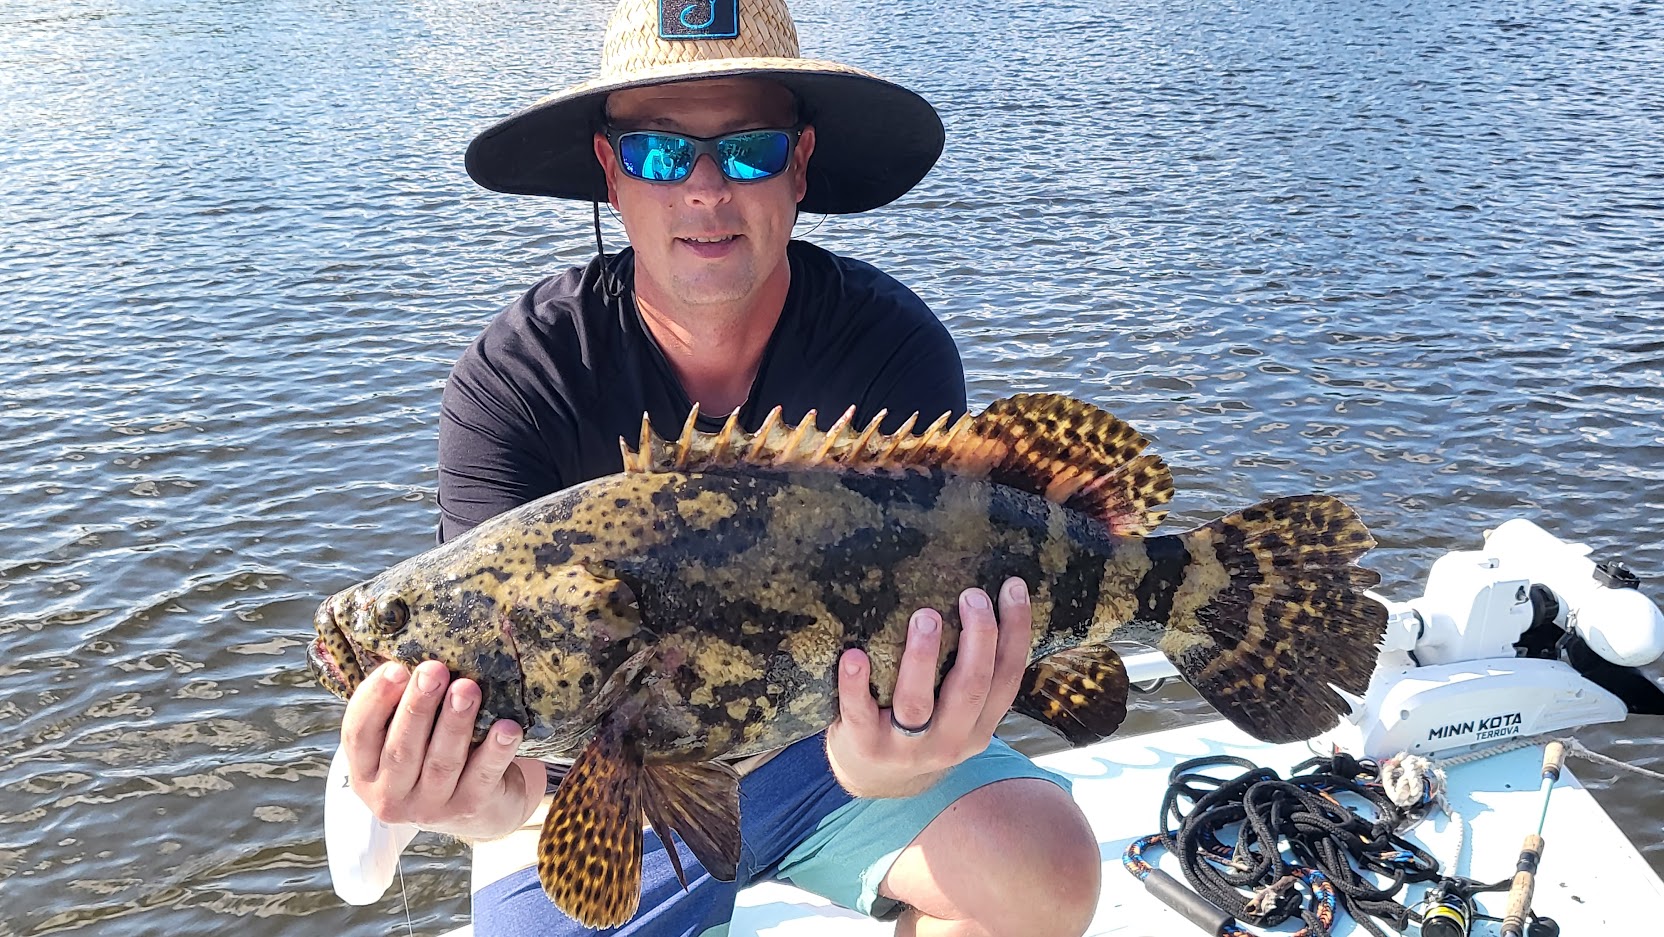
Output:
[464, 59, 944, 215]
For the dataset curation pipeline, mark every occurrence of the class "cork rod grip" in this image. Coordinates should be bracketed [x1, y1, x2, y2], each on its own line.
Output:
[1499, 833, 1545, 937]
[1542, 741, 1566, 780]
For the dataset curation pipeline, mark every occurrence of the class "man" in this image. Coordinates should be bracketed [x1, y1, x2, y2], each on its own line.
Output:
[339, 2, 1100, 934]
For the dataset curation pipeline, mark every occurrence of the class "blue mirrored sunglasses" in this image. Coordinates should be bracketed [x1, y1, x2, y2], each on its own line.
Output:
[606, 127, 802, 184]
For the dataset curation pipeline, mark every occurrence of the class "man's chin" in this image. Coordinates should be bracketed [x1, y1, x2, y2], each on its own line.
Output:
[667, 274, 757, 309]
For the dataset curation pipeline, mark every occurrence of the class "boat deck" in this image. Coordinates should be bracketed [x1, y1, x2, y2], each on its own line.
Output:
[444, 720, 1660, 935]
[724, 721, 1661, 936]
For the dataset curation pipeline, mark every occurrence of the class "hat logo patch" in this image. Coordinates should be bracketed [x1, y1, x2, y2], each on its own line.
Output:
[660, 0, 739, 40]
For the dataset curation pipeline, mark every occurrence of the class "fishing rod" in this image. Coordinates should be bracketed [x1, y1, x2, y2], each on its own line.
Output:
[1499, 741, 1566, 937]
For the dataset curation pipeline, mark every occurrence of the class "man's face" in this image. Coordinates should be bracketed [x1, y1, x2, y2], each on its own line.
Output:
[594, 78, 814, 310]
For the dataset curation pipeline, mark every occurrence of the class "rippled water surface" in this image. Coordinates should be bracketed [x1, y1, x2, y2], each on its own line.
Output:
[3, 0, 1662, 933]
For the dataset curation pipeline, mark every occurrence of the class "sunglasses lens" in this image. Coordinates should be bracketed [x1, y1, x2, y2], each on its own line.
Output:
[617, 132, 694, 181]
[717, 131, 791, 181]
[614, 130, 794, 182]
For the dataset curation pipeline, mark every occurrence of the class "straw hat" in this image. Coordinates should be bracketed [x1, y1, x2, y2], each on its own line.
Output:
[464, 0, 944, 215]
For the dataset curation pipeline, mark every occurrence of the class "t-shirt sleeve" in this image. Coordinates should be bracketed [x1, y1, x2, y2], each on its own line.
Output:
[860, 301, 968, 431]
[791, 245, 969, 431]
[436, 328, 573, 544]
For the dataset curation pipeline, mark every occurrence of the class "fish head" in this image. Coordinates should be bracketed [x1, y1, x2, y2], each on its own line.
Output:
[307, 578, 415, 700]
[306, 558, 534, 735]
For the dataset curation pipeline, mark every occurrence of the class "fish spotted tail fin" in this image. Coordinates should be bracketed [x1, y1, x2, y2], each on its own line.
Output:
[1156, 495, 1386, 743]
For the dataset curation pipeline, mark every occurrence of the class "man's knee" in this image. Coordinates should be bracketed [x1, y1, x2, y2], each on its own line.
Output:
[986, 781, 1099, 937]
[886, 777, 1100, 937]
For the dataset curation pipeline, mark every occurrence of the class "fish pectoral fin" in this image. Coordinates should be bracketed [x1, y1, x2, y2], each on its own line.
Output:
[639, 759, 742, 888]
[537, 719, 645, 928]
[1011, 645, 1130, 747]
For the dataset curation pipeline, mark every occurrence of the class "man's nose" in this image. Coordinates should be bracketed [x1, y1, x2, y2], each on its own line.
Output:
[680, 154, 732, 203]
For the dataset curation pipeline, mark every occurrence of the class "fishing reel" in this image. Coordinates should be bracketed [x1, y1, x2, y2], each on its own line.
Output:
[1417, 878, 1475, 937]
[1414, 877, 1559, 937]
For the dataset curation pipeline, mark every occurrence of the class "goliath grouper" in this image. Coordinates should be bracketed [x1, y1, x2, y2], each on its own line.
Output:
[308, 393, 1386, 927]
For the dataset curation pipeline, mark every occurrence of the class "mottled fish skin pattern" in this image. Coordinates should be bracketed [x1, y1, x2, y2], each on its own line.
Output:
[315, 465, 1180, 762]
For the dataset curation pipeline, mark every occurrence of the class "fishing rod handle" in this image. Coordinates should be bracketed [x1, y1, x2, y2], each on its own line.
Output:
[1542, 741, 1566, 782]
[1500, 833, 1545, 937]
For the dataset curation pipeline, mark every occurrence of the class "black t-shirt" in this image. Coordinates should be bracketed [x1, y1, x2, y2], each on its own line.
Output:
[436, 240, 966, 542]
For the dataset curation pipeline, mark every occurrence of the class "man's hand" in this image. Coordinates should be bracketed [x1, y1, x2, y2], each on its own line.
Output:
[341, 659, 544, 841]
[827, 578, 1033, 799]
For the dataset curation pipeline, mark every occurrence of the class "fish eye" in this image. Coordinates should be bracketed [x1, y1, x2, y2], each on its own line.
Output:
[374, 597, 409, 634]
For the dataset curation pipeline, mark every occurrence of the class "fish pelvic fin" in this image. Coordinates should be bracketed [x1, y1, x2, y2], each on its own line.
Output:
[538, 718, 645, 928]
[1012, 645, 1131, 747]
[621, 393, 1173, 536]
[639, 760, 742, 888]
[1153, 495, 1386, 743]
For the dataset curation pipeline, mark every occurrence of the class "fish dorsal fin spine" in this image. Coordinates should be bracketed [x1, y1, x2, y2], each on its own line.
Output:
[620, 393, 1174, 536]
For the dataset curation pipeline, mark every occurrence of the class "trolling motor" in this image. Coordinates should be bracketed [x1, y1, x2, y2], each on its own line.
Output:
[1323, 518, 1664, 760]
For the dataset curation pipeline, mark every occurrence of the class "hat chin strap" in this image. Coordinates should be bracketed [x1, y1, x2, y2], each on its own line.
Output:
[594, 201, 628, 300]
[792, 208, 826, 240]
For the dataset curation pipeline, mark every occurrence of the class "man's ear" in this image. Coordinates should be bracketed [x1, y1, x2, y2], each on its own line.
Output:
[593, 132, 620, 206]
[791, 125, 816, 203]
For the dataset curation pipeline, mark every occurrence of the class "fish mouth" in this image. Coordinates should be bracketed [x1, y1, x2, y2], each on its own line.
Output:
[307, 636, 354, 699]
[309, 599, 378, 699]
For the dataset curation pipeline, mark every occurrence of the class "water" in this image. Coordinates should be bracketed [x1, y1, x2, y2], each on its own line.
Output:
[2, 0, 1661, 932]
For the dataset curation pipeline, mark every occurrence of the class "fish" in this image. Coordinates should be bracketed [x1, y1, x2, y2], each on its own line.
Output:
[307, 392, 1386, 927]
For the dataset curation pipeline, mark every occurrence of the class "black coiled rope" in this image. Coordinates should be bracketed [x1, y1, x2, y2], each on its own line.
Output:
[1125, 752, 1444, 937]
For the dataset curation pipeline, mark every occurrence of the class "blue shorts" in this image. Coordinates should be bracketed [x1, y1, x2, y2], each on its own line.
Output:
[472, 732, 1069, 936]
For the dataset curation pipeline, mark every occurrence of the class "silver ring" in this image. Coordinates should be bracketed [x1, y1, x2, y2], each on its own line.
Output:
[890, 711, 932, 737]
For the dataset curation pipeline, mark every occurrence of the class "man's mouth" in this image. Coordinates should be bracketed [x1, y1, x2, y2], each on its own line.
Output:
[675, 234, 742, 259]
